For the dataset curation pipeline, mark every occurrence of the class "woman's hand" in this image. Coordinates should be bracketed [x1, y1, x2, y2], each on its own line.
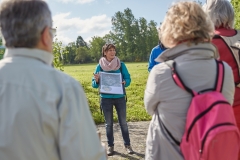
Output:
[93, 73, 100, 83]
[122, 80, 126, 86]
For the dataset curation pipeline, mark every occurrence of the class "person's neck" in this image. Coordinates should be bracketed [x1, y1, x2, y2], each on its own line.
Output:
[106, 57, 114, 62]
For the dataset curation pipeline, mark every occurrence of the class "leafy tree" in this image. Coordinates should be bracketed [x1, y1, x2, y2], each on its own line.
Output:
[76, 36, 88, 48]
[231, 0, 240, 29]
[74, 47, 91, 63]
[52, 39, 68, 71]
[112, 8, 142, 61]
[65, 42, 76, 64]
[89, 36, 106, 62]
[146, 20, 159, 59]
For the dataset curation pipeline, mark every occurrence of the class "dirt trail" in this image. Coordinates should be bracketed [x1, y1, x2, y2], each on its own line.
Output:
[97, 121, 150, 160]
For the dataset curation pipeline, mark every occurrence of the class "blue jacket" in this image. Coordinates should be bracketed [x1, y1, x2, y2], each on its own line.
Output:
[148, 45, 166, 72]
[92, 62, 131, 98]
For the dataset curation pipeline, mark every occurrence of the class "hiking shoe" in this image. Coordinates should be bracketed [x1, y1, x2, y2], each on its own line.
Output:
[107, 146, 114, 156]
[125, 145, 134, 154]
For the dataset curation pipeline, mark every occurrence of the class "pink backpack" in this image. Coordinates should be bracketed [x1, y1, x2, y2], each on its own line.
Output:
[165, 60, 240, 160]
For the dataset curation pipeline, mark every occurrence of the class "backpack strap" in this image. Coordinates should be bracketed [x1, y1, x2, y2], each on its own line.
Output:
[165, 60, 197, 97]
[215, 60, 224, 92]
[156, 109, 180, 146]
[165, 60, 224, 95]
[213, 34, 240, 87]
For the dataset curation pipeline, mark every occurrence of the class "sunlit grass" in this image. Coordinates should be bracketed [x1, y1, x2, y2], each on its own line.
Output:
[63, 62, 151, 124]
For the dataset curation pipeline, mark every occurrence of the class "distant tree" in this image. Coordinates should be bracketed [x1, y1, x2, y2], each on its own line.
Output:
[74, 47, 91, 63]
[112, 8, 140, 61]
[231, 0, 240, 29]
[146, 20, 159, 59]
[76, 36, 88, 48]
[89, 36, 106, 62]
[65, 42, 76, 64]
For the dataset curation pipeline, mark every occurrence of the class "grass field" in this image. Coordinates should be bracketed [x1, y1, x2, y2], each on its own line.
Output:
[63, 62, 152, 124]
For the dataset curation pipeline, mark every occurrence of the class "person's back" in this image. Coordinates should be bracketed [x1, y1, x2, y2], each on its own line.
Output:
[0, 1, 106, 160]
[212, 29, 240, 106]
[0, 49, 103, 160]
[203, 2, 240, 158]
[144, 2, 235, 160]
[203, 0, 240, 107]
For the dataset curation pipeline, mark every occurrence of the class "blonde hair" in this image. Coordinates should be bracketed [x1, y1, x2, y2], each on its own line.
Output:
[202, 0, 234, 29]
[160, 1, 214, 48]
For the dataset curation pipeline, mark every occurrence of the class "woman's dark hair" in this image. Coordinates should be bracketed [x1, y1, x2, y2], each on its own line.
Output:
[102, 43, 116, 57]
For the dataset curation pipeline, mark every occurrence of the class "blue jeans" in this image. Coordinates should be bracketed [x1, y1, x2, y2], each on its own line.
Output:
[101, 97, 131, 147]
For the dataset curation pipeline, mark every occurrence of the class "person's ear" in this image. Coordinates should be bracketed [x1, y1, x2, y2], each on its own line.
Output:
[41, 27, 51, 46]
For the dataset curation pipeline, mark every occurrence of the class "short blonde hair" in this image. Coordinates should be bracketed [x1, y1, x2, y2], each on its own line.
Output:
[160, 1, 214, 48]
[202, 0, 234, 29]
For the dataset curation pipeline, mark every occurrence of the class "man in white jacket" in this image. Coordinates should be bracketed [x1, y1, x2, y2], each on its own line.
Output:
[0, 0, 106, 160]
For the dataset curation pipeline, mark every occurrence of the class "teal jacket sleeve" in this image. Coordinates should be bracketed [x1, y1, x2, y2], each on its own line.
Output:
[121, 62, 131, 87]
[92, 64, 101, 88]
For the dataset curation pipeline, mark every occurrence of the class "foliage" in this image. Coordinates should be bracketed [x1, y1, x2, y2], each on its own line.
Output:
[57, 8, 159, 64]
[63, 62, 151, 124]
[231, 0, 240, 29]
[89, 36, 106, 62]
[74, 47, 91, 63]
[52, 39, 68, 71]
[65, 42, 77, 64]
[109, 8, 158, 62]
[76, 36, 88, 48]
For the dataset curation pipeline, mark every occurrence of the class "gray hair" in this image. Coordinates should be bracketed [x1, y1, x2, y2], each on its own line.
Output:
[202, 0, 234, 29]
[0, 0, 52, 48]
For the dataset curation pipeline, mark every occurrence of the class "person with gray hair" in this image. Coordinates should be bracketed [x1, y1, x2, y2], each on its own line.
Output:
[0, 0, 107, 160]
[144, 1, 235, 159]
[203, 1, 240, 159]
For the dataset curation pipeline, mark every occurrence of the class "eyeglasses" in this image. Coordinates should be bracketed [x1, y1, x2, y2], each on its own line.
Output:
[49, 27, 56, 37]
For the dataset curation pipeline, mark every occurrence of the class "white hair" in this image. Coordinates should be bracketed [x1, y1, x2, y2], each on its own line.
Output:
[202, 0, 234, 29]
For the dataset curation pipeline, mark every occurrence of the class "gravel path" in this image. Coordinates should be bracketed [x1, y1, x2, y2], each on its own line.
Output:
[97, 121, 150, 160]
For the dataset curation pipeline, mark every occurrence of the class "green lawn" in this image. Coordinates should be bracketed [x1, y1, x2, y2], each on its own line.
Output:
[63, 62, 152, 124]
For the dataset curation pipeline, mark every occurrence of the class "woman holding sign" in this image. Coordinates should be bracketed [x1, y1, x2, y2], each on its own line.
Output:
[92, 43, 133, 156]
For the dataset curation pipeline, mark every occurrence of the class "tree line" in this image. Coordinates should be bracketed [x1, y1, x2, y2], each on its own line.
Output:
[1, 0, 239, 70]
[54, 8, 159, 65]
[55, 0, 240, 65]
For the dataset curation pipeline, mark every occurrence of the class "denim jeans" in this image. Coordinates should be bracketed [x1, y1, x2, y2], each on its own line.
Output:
[101, 97, 131, 147]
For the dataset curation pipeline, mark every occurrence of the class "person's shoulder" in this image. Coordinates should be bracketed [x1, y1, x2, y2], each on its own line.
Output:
[150, 62, 171, 75]
[152, 45, 160, 50]
[54, 69, 80, 86]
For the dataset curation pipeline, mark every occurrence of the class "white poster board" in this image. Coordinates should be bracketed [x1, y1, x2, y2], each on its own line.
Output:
[99, 72, 125, 94]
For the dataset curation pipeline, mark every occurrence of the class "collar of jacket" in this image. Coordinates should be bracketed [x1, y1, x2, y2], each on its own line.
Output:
[4, 48, 54, 65]
[155, 42, 219, 63]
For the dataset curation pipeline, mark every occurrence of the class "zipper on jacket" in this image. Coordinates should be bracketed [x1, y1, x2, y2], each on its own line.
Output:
[186, 101, 230, 141]
[199, 122, 234, 154]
